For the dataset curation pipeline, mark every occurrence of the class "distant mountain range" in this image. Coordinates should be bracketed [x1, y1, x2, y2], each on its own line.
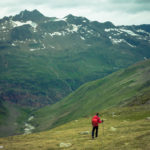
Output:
[0, 9, 150, 108]
[0, 9, 150, 136]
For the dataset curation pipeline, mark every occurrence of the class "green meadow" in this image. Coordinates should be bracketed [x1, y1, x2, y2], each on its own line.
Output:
[32, 60, 150, 132]
[0, 105, 150, 150]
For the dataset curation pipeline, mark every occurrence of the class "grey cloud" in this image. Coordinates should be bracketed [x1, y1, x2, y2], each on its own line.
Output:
[47, 0, 150, 14]
[91, 0, 150, 14]
[110, 0, 150, 4]
[0, 0, 150, 25]
[1, 0, 150, 13]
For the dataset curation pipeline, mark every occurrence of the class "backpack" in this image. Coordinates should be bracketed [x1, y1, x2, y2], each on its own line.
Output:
[92, 116, 98, 126]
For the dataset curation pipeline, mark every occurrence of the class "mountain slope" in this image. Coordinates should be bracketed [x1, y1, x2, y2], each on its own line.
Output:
[0, 105, 150, 150]
[0, 101, 33, 137]
[32, 59, 150, 132]
[0, 10, 150, 107]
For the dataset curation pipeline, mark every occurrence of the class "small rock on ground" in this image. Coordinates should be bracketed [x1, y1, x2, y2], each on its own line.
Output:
[110, 127, 117, 131]
[59, 143, 72, 148]
[80, 131, 90, 135]
[146, 117, 150, 120]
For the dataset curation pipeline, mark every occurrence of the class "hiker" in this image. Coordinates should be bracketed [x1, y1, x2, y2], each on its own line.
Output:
[91, 113, 103, 139]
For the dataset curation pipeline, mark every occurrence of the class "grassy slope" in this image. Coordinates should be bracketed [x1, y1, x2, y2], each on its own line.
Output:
[0, 46, 118, 107]
[0, 105, 150, 150]
[0, 101, 32, 137]
[33, 59, 150, 131]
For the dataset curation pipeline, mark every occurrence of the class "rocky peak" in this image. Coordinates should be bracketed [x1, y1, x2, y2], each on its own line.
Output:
[12, 9, 46, 22]
[64, 14, 89, 25]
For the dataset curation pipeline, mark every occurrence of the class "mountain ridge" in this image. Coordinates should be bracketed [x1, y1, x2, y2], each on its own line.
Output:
[0, 9, 150, 107]
[0, 10, 150, 137]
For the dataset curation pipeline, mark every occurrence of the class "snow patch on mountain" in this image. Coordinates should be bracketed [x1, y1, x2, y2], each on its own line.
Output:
[105, 28, 139, 37]
[2, 26, 6, 29]
[109, 37, 124, 44]
[48, 31, 66, 37]
[87, 30, 94, 34]
[32, 39, 38, 43]
[126, 42, 136, 48]
[30, 48, 38, 51]
[12, 43, 16, 46]
[105, 28, 123, 34]
[80, 36, 85, 40]
[109, 36, 136, 47]
[42, 44, 46, 49]
[14, 40, 26, 44]
[119, 28, 139, 36]
[144, 57, 148, 60]
[47, 24, 82, 37]
[11, 20, 37, 31]
[49, 45, 55, 49]
[49, 32, 63, 37]
[66, 24, 81, 33]
[83, 20, 87, 23]
[28, 116, 34, 121]
[54, 18, 67, 22]
[137, 29, 150, 36]
[72, 24, 79, 32]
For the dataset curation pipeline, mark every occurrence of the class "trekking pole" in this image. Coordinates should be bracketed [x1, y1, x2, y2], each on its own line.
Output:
[100, 123, 104, 150]
[100, 122, 104, 150]
[102, 120, 104, 136]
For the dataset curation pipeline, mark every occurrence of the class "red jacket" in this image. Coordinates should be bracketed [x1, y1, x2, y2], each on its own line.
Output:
[92, 115, 102, 127]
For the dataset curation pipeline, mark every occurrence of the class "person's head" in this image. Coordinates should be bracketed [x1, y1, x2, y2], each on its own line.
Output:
[96, 113, 99, 116]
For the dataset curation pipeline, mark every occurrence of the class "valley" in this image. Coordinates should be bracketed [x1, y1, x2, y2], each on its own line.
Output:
[0, 9, 150, 146]
[31, 59, 150, 132]
[0, 105, 150, 149]
[0, 10, 150, 108]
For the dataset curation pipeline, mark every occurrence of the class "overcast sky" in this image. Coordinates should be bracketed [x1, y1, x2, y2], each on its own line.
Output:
[0, 0, 150, 25]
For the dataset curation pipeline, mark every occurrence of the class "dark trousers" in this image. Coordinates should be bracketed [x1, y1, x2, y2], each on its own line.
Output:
[92, 126, 98, 138]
